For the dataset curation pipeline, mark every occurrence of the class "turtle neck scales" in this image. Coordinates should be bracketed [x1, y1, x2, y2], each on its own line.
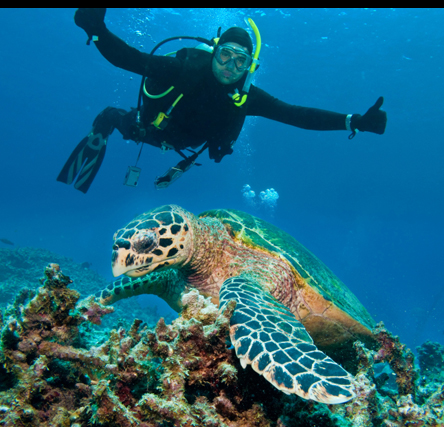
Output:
[182, 215, 300, 311]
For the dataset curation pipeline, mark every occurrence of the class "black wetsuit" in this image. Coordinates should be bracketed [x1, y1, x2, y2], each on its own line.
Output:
[58, 20, 385, 193]
[93, 28, 350, 163]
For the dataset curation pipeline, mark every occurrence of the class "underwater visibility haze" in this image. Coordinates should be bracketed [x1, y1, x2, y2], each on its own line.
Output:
[0, 8, 443, 426]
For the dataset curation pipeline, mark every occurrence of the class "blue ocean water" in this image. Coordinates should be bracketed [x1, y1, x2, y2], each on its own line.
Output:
[0, 8, 443, 353]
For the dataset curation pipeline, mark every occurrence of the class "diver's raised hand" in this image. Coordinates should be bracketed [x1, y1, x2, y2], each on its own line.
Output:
[351, 96, 387, 135]
[74, 8, 107, 44]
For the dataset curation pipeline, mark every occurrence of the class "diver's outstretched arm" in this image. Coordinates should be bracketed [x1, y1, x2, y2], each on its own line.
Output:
[74, 8, 181, 79]
[247, 86, 387, 136]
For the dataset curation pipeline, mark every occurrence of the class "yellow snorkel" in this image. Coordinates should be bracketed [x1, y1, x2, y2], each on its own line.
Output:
[231, 17, 262, 107]
[246, 18, 261, 75]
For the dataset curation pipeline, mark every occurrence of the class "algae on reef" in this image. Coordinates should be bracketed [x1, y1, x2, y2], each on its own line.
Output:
[0, 262, 443, 426]
[0, 246, 175, 329]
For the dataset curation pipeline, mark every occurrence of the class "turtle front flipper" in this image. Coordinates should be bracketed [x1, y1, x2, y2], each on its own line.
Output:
[219, 276, 356, 404]
[95, 269, 187, 312]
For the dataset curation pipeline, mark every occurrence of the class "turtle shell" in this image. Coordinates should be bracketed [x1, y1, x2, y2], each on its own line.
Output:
[199, 208, 375, 348]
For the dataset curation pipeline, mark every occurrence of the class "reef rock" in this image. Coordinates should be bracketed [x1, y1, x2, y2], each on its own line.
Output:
[0, 247, 173, 329]
[0, 263, 443, 427]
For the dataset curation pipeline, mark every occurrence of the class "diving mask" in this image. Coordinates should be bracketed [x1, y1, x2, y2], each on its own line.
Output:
[215, 44, 252, 71]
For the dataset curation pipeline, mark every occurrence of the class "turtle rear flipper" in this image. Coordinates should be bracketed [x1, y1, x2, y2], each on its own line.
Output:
[219, 276, 356, 404]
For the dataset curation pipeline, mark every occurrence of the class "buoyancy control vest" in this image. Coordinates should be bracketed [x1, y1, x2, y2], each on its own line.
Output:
[141, 47, 249, 163]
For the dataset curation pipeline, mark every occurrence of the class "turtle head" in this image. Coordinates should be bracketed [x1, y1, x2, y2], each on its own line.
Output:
[111, 205, 194, 278]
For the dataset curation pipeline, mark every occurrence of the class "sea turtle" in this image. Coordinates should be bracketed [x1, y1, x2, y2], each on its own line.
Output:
[96, 205, 375, 404]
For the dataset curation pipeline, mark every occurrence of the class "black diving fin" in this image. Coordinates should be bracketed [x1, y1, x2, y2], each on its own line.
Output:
[57, 130, 108, 194]
[57, 107, 122, 193]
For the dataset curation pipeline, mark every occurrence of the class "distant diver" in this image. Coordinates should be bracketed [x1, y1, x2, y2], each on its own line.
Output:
[57, 8, 387, 193]
[0, 238, 14, 246]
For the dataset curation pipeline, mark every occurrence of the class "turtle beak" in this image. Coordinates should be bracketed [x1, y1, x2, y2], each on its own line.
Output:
[111, 247, 132, 277]
[111, 245, 155, 278]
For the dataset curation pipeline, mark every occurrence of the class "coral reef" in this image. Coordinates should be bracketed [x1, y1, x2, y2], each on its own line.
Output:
[0, 263, 443, 426]
[0, 264, 277, 426]
[416, 341, 444, 383]
[0, 247, 106, 298]
[329, 324, 444, 426]
[0, 246, 175, 329]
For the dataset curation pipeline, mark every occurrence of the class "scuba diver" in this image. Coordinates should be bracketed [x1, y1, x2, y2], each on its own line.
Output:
[58, 8, 387, 193]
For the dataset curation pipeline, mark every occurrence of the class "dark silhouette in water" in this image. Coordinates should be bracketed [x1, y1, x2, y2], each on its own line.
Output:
[0, 239, 14, 246]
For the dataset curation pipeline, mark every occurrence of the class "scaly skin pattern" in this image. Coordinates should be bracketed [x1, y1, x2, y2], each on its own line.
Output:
[96, 205, 369, 404]
[96, 269, 187, 312]
[102, 205, 299, 313]
[103, 205, 372, 347]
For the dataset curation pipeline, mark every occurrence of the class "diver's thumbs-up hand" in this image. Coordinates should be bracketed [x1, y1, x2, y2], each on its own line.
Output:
[353, 96, 387, 135]
[370, 96, 384, 111]
[75, 8, 107, 44]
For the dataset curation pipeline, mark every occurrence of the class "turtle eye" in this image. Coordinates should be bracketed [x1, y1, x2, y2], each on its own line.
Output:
[132, 230, 158, 254]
